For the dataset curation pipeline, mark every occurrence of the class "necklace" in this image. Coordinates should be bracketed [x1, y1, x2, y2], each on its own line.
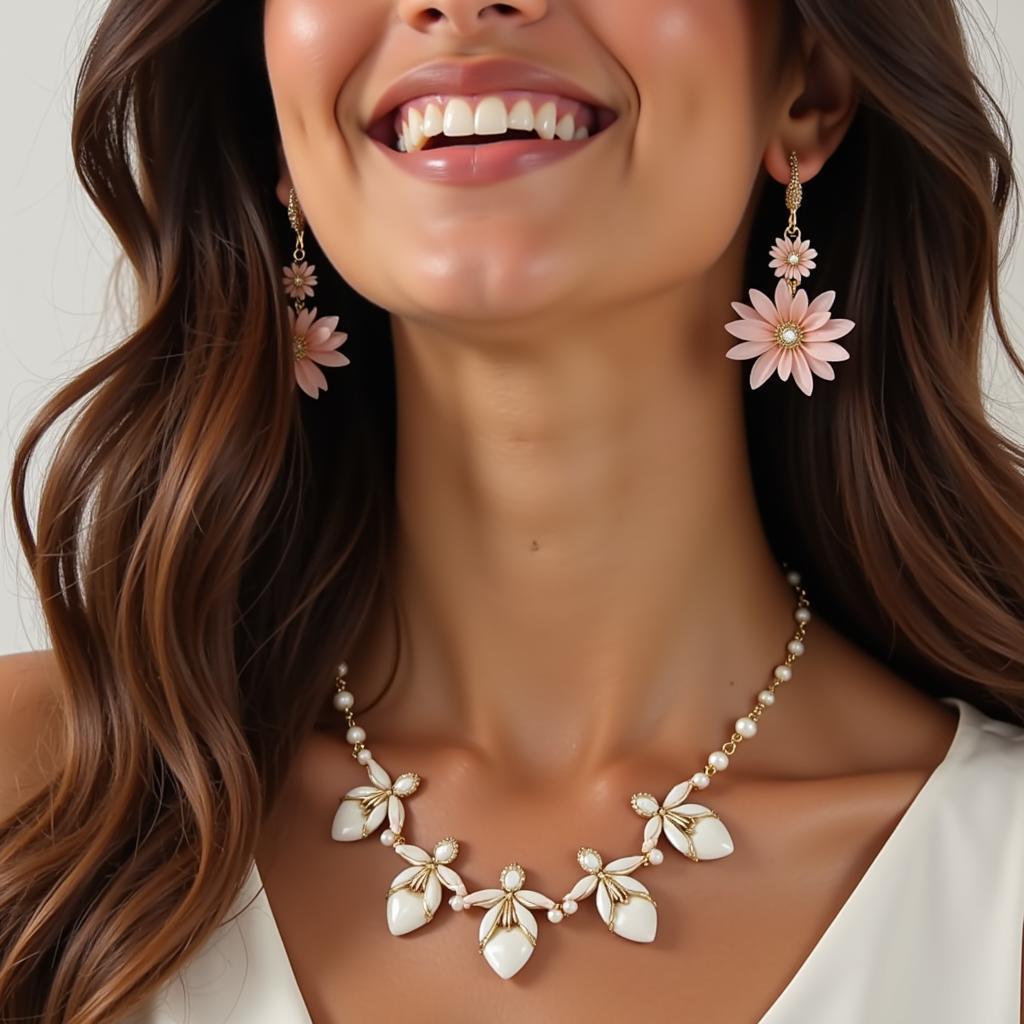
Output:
[329, 568, 811, 979]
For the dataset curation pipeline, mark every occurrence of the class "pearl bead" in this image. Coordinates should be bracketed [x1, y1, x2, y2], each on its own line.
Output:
[708, 750, 729, 771]
[380, 828, 396, 846]
[758, 689, 775, 705]
[450, 894, 464, 911]
[774, 664, 792, 682]
[356, 748, 373, 764]
[795, 607, 812, 623]
[691, 772, 710, 789]
[332, 690, 354, 711]
[787, 639, 805, 656]
[547, 908, 564, 923]
[736, 716, 757, 738]
[337, 661, 349, 676]
[647, 848, 664, 865]
[562, 899, 578, 915]
[786, 570, 801, 586]
[346, 725, 366, 745]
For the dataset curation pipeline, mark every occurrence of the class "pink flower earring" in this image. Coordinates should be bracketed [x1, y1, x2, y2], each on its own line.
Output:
[724, 152, 855, 396]
[283, 186, 351, 399]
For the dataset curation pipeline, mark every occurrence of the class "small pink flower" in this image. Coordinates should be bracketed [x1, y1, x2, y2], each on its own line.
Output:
[724, 277, 854, 396]
[282, 261, 319, 300]
[290, 306, 350, 399]
[769, 235, 817, 281]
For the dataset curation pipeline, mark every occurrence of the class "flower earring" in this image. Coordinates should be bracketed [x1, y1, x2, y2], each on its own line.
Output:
[724, 151, 855, 396]
[282, 186, 351, 399]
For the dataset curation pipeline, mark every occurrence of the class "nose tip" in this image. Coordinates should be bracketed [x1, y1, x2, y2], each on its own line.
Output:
[397, 0, 547, 35]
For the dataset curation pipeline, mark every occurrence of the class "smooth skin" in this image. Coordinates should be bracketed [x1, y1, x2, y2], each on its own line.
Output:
[1, 0, 1006, 1021]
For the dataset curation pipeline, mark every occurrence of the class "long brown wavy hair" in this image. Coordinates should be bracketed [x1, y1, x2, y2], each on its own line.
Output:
[2, 0, 1022, 1019]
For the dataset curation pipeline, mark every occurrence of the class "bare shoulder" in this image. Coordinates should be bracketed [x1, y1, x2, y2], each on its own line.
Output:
[0, 649, 66, 819]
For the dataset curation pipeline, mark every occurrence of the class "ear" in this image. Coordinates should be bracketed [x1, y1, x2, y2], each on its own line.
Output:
[275, 139, 294, 208]
[765, 21, 860, 186]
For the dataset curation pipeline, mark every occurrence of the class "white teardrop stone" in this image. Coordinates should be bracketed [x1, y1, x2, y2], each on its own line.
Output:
[664, 808, 734, 860]
[481, 925, 534, 979]
[386, 888, 430, 935]
[596, 886, 657, 943]
[331, 799, 369, 841]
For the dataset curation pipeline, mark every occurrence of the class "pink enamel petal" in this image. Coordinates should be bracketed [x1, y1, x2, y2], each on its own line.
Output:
[803, 351, 836, 380]
[295, 359, 328, 398]
[804, 248, 818, 260]
[725, 339, 776, 360]
[773, 277, 793, 319]
[802, 340, 851, 362]
[806, 290, 836, 315]
[800, 310, 832, 332]
[805, 319, 855, 343]
[750, 346, 783, 389]
[748, 287, 781, 326]
[724, 319, 776, 342]
[730, 300, 762, 320]
[777, 347, 793, 381]
[791, 349, 814, 395]
[309, 331, 348, 356]
[306, 315, 340, 343]
[790, 288, 809, 322]
[311, 350, 351, 368]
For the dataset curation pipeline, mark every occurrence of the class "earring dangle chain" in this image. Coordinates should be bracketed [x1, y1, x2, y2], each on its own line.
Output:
[327, 567, 812, 980]
[282, 186, 351, 399]
[724, 151, 856, 396]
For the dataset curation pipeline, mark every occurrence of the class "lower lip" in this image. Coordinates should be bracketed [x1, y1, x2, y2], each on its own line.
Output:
[368, 133, 602, 186]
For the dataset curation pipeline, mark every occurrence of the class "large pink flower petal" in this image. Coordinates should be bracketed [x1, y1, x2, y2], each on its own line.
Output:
[802, 340, 851, 362]
[750, 346, 783, 388]
[778, 348, 793, 381]
[805, 319, 855, 343]
[789, 288, 809, 322]
[309, 330, 348, 355]
[311, 350, 351, 368]
[803, 351, 836, 380]
[294, 358, 328, 398]
[749, 287, 781, 325]
[773, 277, 793, 320]
[800, 311, 833, 332]
[726, 339, 776, 360]
[729, 300, 762, 320]
[290, 306, 317, 336]
[806, 290, 836, 315]
[791, 349, 814, 395]
[724, 319, 776, 342]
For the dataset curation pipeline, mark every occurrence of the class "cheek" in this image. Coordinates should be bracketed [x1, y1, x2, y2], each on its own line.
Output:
[596, 0, 769, 284]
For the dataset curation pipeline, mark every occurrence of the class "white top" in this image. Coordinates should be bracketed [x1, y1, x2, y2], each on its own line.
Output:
[122, 695, 1024, 1023]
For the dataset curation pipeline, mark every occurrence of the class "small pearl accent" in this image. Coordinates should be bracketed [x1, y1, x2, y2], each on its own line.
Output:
[795, 607, 812, 623]
[758, 689, 776, 705]
[787, 639, 805, 656]
[337, 661, 349, 676]
[786, 570, 801, 585]
[380, 828, 396, 846]
[547, 908, 564, 923]
[647, 848, 664, 865]
[773, 664, 792, 682]
[562, 899, 578, 915]
[346, 725, 366, 745]
[735, 716, 757, 738]
[708, 751, 729, 771]
[450, 894, 464, 911]
[356, 748, 373, 764]
[333, 690, 354, 711]
[691, 772, 710, 789]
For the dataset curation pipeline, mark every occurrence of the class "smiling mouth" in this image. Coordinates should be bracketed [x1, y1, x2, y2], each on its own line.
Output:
[366, 92, 619, 153]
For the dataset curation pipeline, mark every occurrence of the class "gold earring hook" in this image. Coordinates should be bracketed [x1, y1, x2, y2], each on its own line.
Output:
[287, 186, 306, 264]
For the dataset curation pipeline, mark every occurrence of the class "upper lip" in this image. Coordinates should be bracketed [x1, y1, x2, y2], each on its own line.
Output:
[365, 56, 615, 131]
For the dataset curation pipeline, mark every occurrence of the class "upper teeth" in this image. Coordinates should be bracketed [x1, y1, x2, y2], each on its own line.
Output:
[394, 94, 593, 152]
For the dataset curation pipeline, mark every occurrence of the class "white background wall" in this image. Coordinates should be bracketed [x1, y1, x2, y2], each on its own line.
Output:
[1, 2, 1022, 655]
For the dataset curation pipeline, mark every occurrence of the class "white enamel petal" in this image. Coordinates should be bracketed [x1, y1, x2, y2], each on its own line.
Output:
[663, 818, 696, 857]
[364, 799, 388, 835]
[515, 901, 539, 940]
[663, 781, 694, 809]
[463, 887, 505, 908]
[392, 772, 420, 797]
[387, 794, 405, 832]
[605, 854, 645, 874]
[616, 874, 651, 896]
[366, 759, 391, 789]
[331, 798, 370, 841]
[423, 872, 443, 918]
[517, 889, 555, 910]
[643, 815, 664, 846]
[436, 864, 464, 892]
[566, 873, 600, 903]
[394, 843, 432, 865]
[386, 888, 430, 935]
[388, 864, 422, 890]
[596, 881, 657, 943]
[479, 901, 535, 980]
[343, 785, 380, 800]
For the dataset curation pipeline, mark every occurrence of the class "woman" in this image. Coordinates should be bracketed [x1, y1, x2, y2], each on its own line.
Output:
[1, 0, 1023, 1020]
